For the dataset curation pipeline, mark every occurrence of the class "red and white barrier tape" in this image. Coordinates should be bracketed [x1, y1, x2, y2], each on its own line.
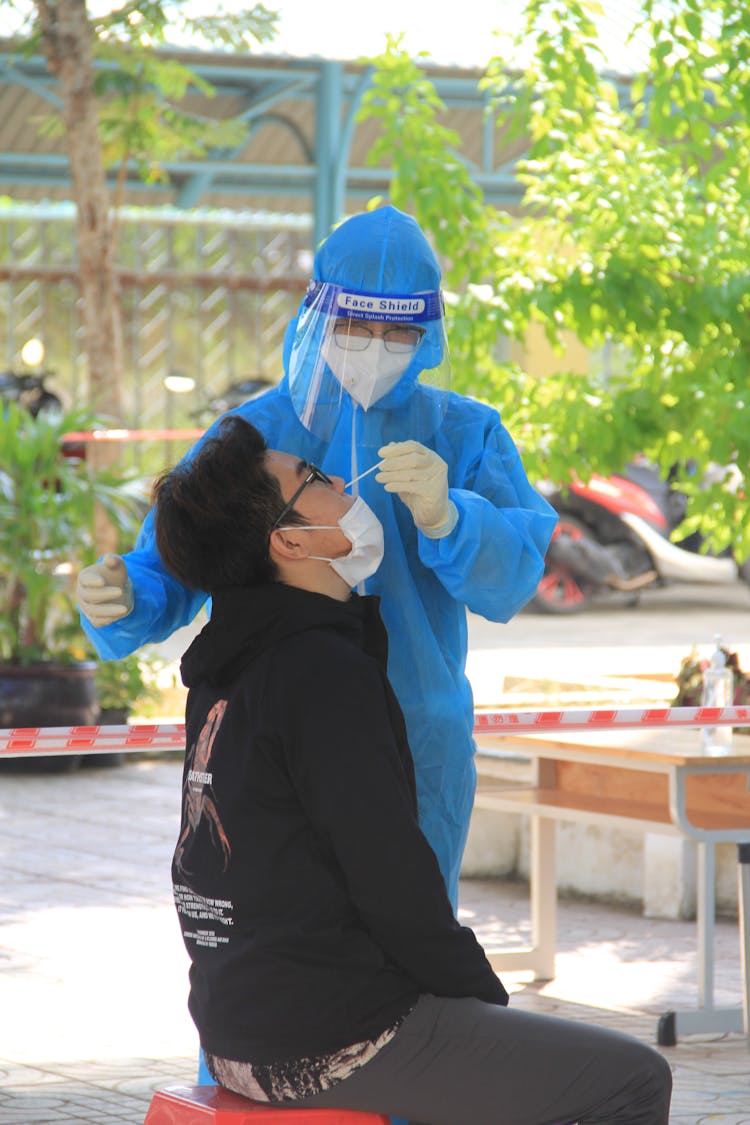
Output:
[0, 723, 185, 757]
[62, 428, 205, 443]
[1, 706, 749, 758]
[473, 704, 750, 736]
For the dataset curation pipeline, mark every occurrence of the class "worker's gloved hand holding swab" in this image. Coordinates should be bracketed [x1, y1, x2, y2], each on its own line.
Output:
[375, 440, 458, 538]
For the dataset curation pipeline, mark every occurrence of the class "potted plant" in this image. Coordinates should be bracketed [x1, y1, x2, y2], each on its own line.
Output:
[674, 644, 750, 734]
[0, 400, 144, 743]
[84, 650, 164, 768]
[94, 650, 163, 724]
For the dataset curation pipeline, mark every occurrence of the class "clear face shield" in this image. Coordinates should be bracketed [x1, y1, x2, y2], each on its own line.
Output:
[287, 282, 451, 448]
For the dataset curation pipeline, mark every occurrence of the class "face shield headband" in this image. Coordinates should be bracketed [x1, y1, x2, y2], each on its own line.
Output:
[287, 281, 451, 447]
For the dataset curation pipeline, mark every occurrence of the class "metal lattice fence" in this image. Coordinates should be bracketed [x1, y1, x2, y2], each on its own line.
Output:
[0, 203, 311, 467]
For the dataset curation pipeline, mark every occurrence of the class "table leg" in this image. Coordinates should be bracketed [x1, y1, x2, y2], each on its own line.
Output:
[661, 839, 745, 1044]
[487, 811, 558, 979]
[738, 842, 750, 1041]
[696, 840, 715, 1009]
[530, 813, 557, 981]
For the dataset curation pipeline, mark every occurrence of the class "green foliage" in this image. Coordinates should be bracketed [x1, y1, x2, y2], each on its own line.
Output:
[94, 650, 162, 713]
[486, 0, 606, 152]
[357, 38, 513, 402]
[359, 37, 495, 281]
[16, 1, 279, 200]
[90, 37, 246, 185]
[0, 402, 144, 664]
[86, 1, 279, 53]
[360, 2, 750, 563]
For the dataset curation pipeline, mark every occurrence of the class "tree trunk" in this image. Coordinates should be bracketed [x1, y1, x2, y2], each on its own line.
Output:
[35, 0, 123, 422]
[36, 0, 123, 556]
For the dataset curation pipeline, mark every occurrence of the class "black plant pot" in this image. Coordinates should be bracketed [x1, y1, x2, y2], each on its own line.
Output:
[0, 661, 99, 773]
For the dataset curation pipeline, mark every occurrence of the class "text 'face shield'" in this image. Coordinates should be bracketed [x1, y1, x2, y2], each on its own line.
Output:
[288, 282, 451, 447]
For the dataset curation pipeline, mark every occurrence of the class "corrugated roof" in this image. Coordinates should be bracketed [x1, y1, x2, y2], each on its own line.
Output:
[0, 42, 536, 217]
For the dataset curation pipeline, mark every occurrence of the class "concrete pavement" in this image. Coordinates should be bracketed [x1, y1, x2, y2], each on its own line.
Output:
[467, 579, 750, 706]
[1, 756, 749, 1124]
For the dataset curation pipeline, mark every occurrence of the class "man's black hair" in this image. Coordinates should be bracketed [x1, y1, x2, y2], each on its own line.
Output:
[153, 415, 303, 592]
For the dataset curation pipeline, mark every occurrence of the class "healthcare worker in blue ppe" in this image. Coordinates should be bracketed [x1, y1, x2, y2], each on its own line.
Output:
[78, 205, 556, 909]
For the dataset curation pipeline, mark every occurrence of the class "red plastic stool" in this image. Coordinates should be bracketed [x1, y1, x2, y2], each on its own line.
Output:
[144, 1084, 390, 1124]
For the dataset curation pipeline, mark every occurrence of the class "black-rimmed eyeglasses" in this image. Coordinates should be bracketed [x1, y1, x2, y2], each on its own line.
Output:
[271, 463, 333, 531]
[332, 322, 425, 355]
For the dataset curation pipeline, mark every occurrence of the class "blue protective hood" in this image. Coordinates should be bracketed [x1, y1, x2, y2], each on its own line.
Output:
[314, 206, 441, 293]
[284, 205, 443, 368]
[283, 207, 448, 443]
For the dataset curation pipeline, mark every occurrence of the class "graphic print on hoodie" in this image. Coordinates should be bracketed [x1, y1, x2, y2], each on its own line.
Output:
[174, 698, 230, 877]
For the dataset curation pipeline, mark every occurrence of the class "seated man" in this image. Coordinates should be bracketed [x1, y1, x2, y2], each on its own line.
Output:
[152, 414, 672, 1125]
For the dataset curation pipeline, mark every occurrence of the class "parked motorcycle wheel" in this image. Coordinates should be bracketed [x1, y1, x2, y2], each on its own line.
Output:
[531, 516, 597, 614]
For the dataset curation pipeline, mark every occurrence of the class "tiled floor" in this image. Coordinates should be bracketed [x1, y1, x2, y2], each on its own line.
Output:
[1, 756, 748, 1124]
[461, 879, 750, 1124]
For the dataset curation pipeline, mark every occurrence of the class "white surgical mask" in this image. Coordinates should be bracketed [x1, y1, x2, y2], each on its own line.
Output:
[322, 337, 412, 410]
[278, 496, 384, 588]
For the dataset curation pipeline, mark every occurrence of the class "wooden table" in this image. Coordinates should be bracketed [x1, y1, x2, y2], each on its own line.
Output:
[473, 727, 750, 1043]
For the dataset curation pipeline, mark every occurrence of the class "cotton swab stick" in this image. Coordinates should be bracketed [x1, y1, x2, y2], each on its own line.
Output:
[345, 461, 382, 489]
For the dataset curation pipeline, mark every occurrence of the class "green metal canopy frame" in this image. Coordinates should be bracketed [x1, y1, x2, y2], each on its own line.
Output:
[0, 45, 534, 246]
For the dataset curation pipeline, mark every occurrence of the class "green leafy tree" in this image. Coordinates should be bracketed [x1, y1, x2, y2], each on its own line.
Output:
[358, 37, 510, 399]
[5, 0, 276, 555]
[360, 1, 750, 562]
[6, 0, 277, 421]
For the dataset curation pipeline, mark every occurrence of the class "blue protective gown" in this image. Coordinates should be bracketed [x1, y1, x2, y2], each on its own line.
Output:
[82, 207, 557, 908]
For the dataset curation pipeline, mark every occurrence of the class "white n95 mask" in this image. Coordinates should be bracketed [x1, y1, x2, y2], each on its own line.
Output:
[279, 496, 384, 588]
[322, 338, 412, 410]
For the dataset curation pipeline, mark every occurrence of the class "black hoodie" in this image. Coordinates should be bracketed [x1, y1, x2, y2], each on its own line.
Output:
[174, 582, 507, 1065]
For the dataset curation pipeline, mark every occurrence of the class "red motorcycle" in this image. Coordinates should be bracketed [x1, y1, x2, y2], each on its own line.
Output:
[532, 459, 750, 613]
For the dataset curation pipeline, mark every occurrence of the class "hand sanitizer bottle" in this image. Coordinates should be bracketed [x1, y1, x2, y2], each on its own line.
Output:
[701, 636, 734, 755]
